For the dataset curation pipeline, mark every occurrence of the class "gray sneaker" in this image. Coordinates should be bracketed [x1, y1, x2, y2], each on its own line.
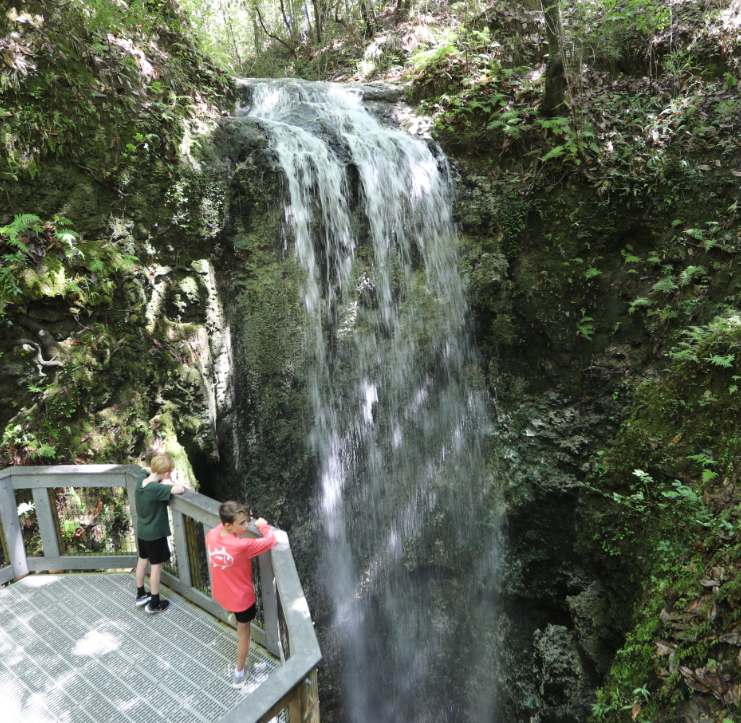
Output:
[135, 592, 151, 607]
[231, 663, 253, 689]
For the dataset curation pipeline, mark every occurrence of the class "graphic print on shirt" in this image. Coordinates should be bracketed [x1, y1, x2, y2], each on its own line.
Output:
[209, 545, 234, 569]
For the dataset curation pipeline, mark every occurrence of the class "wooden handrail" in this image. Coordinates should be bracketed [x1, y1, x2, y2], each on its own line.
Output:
[0, 464, 321, 723]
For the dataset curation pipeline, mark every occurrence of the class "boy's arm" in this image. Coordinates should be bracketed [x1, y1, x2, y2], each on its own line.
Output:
[247, 523, 277, 555]
[161, 480, 185, 494]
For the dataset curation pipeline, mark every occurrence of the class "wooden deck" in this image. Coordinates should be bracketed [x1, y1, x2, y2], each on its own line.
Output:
[0, 573, 284, 723]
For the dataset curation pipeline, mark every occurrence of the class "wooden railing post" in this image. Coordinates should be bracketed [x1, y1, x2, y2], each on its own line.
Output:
[125, 471, 140, 541]
[258, 550, 283, 659]
[0, 477, 28, 581]
[0, 512, 9, 568]
[171, 509, 192, 588]
[32, 486, 62, 558]
[287, 668, 319, 723]
[301, 668, 320, 723]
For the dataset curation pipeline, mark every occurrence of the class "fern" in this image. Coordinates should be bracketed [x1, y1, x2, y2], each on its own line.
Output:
[683, 325, 707, 343]
[410, 40, 460, 72]
[37, 443, 56, 458]
[0, 213, 43, 253]
[678, 266, 707, 287]
[89, 258, 106, 273]
[652, 277, 678, 293]
[621, 248, 641, 263]
[576, 315, 596, 340]
[705, 354, 735, 368]
[536, 116, 570, 134]
[629, 297, 653, 313]
[54, 230, 79, 245]
[541, 144, 566, 162]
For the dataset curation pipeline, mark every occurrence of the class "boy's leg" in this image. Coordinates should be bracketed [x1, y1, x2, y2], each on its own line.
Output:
[136, 556, 149, 588]
[144, 540, 171, 613]
[149, 562, 163, 595]
[236, 622, 251, 674]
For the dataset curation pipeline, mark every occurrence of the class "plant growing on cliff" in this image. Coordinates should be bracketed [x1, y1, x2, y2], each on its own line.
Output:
[586, 310, 741, 721]
[0, 214, 42, 253]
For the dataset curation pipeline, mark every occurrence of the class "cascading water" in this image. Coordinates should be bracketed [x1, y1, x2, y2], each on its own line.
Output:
[244, 80, 499, 722]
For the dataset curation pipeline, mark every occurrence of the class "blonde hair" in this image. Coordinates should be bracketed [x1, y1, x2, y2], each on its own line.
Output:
[151, 455, 175, 475]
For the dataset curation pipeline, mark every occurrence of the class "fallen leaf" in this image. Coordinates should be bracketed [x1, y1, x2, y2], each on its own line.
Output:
[672, 434, 683, 444]
[684, 677, 711, 693]
[702, 669, 727, 700]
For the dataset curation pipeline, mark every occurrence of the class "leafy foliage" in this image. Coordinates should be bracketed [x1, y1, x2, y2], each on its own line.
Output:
[586, 311, 741, 721]
[0, 0, 230, 184]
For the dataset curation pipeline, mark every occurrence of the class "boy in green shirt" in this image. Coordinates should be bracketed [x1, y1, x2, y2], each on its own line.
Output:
[134, 454, 185, 613]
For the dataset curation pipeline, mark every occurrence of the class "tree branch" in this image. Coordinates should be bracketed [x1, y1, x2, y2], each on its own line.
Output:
[254, 5, 298, 58]
[279, 0, 294, 40]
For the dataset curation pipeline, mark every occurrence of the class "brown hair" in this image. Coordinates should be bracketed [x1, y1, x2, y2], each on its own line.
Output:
[219, 500, 250, 525]
[151, 455, 174, 475]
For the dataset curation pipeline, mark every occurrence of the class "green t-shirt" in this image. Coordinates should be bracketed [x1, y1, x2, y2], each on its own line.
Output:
[135, 468, 172, 541]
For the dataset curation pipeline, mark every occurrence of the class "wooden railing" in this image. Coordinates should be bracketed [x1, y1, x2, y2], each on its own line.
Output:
[0, 464, 321, 723]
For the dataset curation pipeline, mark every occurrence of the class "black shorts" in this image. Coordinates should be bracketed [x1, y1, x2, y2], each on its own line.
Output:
[137, 537, 171, 565]
[233, 604, 257, 624]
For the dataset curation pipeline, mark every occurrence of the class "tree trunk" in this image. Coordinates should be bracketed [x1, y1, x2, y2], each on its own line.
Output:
[312, 0, 322, 42]
[358, 0, 374, 38]
[303, 0, 314, 43]
[541, 0, 565, 116]
[279, 0, 294, 39]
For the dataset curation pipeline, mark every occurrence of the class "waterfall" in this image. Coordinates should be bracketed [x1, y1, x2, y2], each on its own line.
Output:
[245, 80, 499, 722]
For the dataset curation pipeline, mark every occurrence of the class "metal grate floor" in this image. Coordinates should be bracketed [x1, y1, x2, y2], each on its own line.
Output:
[0, 573, 283, 723]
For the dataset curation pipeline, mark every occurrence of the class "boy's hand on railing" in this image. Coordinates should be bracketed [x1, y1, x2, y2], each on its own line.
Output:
[255, 518, 268, 529]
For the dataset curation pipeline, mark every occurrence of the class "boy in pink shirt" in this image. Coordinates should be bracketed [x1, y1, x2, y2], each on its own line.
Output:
[206, 501, 277, 688]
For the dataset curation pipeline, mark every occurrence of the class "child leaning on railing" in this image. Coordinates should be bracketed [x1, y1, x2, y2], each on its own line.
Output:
[206, 501, 277, 689]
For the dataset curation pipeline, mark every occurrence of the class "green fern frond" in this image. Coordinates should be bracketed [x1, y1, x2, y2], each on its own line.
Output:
[37, 443, 56, 458]
[54, 230, 80, 245]
[0, 214, 43, 253]
[629, 297, 653, 313]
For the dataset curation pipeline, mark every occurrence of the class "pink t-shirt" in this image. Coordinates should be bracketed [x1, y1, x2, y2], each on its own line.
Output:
[206, 523, 277, 613]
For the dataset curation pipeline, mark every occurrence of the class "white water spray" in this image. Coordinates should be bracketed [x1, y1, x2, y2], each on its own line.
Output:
[245, 79, 499, 722]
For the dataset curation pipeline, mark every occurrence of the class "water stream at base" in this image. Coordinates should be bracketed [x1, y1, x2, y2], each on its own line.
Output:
[245, 80, 499, 722]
